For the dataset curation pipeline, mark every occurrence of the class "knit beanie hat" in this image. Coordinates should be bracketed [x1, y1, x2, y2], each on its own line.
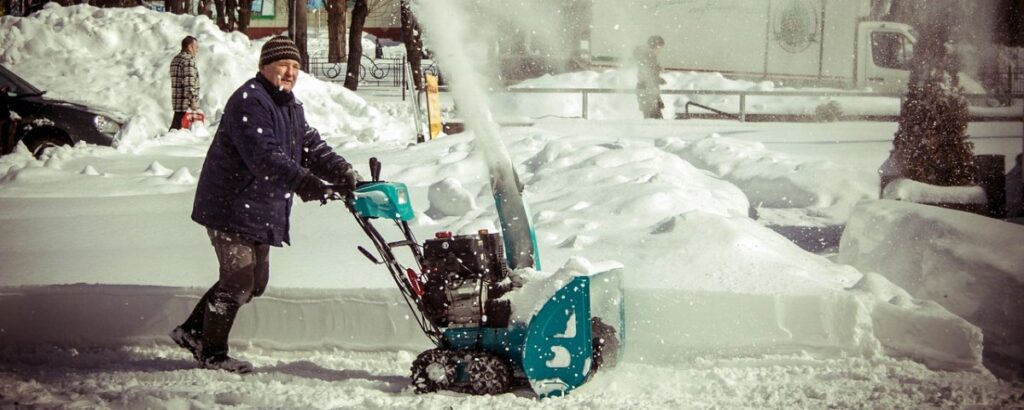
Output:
[260, 36, 302, 67]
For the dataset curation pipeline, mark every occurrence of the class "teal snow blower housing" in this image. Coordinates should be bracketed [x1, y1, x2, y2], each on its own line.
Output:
[342, 158, 623, 398]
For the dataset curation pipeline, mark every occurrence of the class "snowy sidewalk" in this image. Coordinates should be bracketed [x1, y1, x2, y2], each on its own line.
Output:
[2, 343, 1019, 409]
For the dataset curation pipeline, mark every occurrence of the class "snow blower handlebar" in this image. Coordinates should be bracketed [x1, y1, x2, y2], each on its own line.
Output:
[325, 158, 443, 343]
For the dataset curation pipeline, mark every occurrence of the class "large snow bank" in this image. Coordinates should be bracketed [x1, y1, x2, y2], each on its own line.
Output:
[839, 200, 1024, 363]
[0, 125, 987, 371]
[0, 3, 412, 150]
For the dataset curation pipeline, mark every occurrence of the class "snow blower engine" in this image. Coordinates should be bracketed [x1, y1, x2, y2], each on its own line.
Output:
[338, 158, 623, 398]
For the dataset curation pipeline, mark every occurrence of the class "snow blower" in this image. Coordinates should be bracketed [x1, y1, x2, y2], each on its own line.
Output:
[336, 157, 623, 398]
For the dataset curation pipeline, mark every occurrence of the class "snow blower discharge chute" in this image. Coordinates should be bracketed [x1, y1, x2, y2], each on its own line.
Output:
[334, 158, 624, 398]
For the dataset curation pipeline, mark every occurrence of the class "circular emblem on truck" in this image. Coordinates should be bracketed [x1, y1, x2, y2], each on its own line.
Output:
[774, 0, 819, 53]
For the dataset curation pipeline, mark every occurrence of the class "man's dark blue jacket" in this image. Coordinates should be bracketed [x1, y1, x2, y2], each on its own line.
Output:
[192, 74, 351, 246]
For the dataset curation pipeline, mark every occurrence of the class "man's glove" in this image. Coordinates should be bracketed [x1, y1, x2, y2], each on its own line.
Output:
[333, 166, 363, 195]
[295, 170, 334, 203]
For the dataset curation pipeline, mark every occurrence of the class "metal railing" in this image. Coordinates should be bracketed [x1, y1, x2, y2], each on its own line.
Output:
[308, 55, 407, 87]
[463, 87, 1024, 122]
[981, 67, 1024, 94]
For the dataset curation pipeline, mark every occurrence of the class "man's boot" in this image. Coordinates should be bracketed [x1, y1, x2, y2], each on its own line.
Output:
[199, 292, 253, 374]
[170, 284, 218, 361]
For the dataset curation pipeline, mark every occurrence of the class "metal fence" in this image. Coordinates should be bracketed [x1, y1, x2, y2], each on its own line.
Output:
[308, 55, 444, 102]
[981, 67, 1024, 94]
[421, 85, 1024, 123]
[308, 55, 407, 87]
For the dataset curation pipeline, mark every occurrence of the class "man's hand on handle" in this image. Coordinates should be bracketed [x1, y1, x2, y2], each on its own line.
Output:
[295, 170, 335, 203]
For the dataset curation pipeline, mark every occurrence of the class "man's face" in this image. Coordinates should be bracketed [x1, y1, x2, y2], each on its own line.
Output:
[188, 41, 199, 56]
[260, 59, 300, 93]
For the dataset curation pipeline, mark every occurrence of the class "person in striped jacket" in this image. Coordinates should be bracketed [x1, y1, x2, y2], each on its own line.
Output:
[169, 36, 200, 130]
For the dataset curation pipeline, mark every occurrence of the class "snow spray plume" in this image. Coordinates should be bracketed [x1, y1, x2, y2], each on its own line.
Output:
[413, 0, 540, 267]
[411, 0, 513, 179]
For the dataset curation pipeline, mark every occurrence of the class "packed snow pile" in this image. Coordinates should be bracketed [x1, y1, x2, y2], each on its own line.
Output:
[839, 199, 1024, 365]
[425, 176, 477, 218]
[657, 134, 876, 225]
[0, 3, 412, 150]
[882, 178, 988, 204]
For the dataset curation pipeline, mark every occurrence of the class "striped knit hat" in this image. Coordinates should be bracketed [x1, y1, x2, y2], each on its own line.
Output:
[259, 36, 302, 67]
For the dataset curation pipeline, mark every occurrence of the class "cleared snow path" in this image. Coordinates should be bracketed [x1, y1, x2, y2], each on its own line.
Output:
[2, 344, 1021, 409]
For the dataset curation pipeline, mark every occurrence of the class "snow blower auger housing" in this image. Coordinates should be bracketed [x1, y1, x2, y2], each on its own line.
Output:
[341, 158, 623, 398]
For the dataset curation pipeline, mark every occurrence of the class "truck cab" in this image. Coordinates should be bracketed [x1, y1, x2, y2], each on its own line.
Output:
[858, 21, 916, 93]
[857, 21, 985, 94]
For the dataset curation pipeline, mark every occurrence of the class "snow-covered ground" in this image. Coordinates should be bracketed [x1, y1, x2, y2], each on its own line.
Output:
[1, 4, 1023, 408]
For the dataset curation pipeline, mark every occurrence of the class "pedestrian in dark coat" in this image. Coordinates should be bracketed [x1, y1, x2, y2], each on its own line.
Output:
[635, 35, 666, 119]
[171, 36, 362, 373]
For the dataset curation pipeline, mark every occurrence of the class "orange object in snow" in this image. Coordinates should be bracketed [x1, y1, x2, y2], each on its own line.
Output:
[181, 111, 205, 129]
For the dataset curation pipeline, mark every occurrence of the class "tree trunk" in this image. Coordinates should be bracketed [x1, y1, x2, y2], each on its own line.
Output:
[344, 0, 368, 90]
[226, 0, 238, 31]
[89, 0, 139, 7]
[289, 0, 310, 72]
[996, 0, 1024, 46]
[214, 0, 229, 31]
[401, 0, 424, 91]
[236, 0, 252, 34]
[167, 0, 190, 14]
[890, 0, 975, 186]
[198, 0, 212, 18]
[326, 0, 347, 63]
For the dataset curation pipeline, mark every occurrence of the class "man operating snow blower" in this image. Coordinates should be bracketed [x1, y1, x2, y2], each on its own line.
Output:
[170, 36, 362, 373]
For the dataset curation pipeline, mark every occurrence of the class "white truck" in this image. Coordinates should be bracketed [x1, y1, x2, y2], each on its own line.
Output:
[588, 0, 981, 92]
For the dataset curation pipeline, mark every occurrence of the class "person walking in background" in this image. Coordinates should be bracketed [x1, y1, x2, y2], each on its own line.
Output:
[169, 36, 363, 373]
[375, 38, 384, 60]
[635, 35, 666, 119]
[169, 35, 200, 130]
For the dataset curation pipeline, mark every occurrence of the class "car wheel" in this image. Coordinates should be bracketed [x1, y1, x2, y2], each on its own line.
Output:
[25, 133, 68, 159]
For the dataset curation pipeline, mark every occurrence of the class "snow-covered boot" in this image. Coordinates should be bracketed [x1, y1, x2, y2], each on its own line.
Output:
[169, 326, 201, 361]
[200, 291, 245, 370]
[200, 354, 254, 374]
[180, 284, 219, 333]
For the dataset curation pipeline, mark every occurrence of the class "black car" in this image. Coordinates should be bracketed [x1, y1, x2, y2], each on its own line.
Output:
[1, 64, 124, 158]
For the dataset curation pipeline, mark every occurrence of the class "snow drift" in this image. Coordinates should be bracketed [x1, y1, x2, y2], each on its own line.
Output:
[839, 200, 1024, 366]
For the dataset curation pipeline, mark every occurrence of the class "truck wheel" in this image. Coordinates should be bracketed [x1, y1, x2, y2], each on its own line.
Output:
[465, 352, 512, 395]
[410, 348, 456, 393]
[591, 317, 620, 374]
[25, 133, 68, 159]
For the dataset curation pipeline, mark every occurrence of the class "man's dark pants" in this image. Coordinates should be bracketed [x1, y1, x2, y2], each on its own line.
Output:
[180, 228, 270, 358]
